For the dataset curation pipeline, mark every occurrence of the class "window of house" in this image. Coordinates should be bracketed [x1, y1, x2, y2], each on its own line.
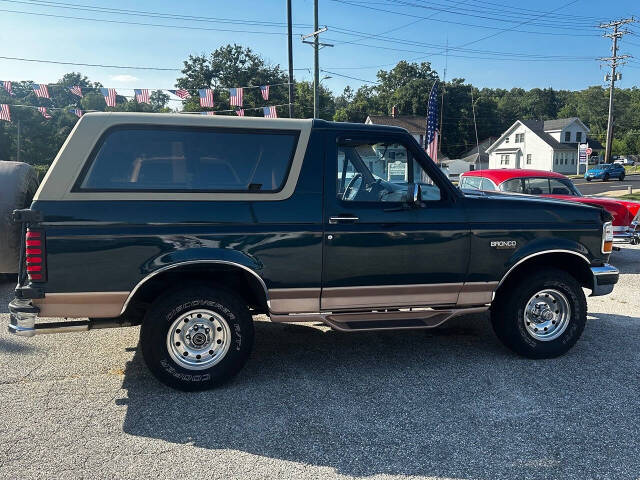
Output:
[505, 137, 509, 143]
[515, 133, 524, 143]
[564, 131, 571, 142]
[576, 132, 582, 142]
[78, 126, 299, 192]
[500, 154, 510, 166]
[526, 154, 532, 165]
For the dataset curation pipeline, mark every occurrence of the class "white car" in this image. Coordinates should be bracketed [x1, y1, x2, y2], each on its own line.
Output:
[614, 158, 635, 166]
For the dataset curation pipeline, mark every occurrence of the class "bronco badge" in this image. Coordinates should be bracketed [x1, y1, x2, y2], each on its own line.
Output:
[491, 240, 517, 249]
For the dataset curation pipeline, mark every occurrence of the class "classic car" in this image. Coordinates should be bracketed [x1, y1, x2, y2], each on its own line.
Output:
[9, 114, 618, 390]
[460, 169, 639, 244]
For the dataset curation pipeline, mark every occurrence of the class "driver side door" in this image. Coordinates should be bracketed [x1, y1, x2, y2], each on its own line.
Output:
[321, 132, 470, 311]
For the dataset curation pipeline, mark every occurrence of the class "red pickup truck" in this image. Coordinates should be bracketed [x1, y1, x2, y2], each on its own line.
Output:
[460, 169, 639, 245]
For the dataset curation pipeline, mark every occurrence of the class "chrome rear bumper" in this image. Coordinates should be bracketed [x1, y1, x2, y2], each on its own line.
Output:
[590, 264, 619, 297]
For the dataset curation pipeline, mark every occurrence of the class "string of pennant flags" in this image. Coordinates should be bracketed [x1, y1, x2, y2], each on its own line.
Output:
[0, 80, 282, 105]
[0, 102, 289, 123]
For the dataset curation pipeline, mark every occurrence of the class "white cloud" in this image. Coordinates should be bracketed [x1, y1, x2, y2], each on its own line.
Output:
[109, 74, 139, 83]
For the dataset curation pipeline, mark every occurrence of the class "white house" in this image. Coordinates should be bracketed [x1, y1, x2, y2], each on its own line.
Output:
[486, 117, 602, 174]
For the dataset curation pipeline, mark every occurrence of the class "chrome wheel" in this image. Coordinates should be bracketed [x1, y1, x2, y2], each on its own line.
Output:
[523, 289, 571, 342]
[166, 309, 231, 370]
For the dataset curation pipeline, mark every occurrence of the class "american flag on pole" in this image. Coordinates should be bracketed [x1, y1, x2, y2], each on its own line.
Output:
[199, 88, 214, 107]
[235, 109, 244, 117]
[168, 89, 191, 99]
[229, 87, 243, 107]
[134, 89, 150, 104]
[2, 81, 13, 96]
[260, 85, 269, 101]
[38, 106, 52, 119]
[69, 85, 83, 97]
[33, 84, 50, 99]
[69, 108, 83, 118]
[263, 106, 277, 118]
[0, 104, 10, 122]
[425, 81, 439, 163]
[100, 88, 117, 107]
[200, 111, 216, 116]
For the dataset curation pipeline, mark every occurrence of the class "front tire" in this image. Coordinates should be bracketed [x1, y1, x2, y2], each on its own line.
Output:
[490, 269, 586, 359]
[586, 177, 592, 182]
[140, 286, 254, 391]
[603, 174, 610, 182]
[619, 174, 625, 181]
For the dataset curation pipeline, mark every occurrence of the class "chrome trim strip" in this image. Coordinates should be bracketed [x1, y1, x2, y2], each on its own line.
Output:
[33, 292, 129, 318]
[120, 260, 268, 316]
[457, 281, 499, 306]
[497, 249, 590, 289]
[591, 264, 619, 276]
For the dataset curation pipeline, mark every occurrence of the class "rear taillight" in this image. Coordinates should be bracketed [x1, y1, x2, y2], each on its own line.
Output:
[602, 221, 613, 254]
[25, 229, 46, 282]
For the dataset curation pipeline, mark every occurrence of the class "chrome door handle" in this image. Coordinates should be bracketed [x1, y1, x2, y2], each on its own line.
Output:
[329, 215, 359, 224]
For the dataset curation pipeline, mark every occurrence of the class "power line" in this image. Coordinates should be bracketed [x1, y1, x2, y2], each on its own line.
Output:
[0, 0, 313, 28]
[0, 7, 304, 36]
[327, 0, 601, 37]
[0, 54, 180, 71]
[320, 70, 379, 84]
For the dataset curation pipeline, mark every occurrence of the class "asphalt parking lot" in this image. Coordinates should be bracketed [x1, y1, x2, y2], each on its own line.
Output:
[1, 246, 639, 480]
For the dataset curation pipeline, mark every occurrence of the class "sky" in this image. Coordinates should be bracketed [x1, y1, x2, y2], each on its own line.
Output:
[0, 0, 639, 103]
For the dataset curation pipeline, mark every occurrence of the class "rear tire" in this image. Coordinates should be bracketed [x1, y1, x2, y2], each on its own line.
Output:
[619, 174, 625, 181]
[140, 285, 254, 391]
[491, 269, 586, 359]
[586, 178, 592, 182]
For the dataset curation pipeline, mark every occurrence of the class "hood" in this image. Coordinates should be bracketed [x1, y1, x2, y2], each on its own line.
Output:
[546, 194, 640, 226]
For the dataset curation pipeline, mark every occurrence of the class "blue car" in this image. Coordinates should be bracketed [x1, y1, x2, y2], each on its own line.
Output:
[585, 163, 626, 182]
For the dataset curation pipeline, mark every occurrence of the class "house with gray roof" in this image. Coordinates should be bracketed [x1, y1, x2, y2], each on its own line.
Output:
[486, 117, 603, 174]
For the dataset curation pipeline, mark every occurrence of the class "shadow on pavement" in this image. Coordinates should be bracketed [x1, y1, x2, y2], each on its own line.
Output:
[119, 312, 640, 479]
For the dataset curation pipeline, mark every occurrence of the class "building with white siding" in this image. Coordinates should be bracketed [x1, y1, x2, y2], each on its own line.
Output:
[486, 118, 602, 174]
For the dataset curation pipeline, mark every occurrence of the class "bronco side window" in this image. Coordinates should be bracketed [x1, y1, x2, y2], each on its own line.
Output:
[76, 126, 299, 192]
[336, 140, 441, 203]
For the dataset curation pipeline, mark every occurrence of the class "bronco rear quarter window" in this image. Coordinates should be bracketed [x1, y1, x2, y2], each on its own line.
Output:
[74, 125, 299, 193]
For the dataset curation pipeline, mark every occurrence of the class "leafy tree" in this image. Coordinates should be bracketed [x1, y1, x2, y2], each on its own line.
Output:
[176, 44, 288, 115]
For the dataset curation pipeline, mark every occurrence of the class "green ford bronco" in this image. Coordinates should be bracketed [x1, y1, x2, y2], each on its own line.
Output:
[9, 113, 619, 390]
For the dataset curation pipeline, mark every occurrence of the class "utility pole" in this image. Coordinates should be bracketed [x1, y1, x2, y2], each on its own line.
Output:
[301, 1, 332, 118]
[598, 18, 635, 163]
[313, 0, 319, 118]
[287, 0, 294, 118]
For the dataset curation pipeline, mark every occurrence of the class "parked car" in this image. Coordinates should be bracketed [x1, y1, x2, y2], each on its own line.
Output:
[614, 158, 635, 166]
[9, 113, 619, 391]
[585, 163, 626, 181]
[460, 169, 640, 244]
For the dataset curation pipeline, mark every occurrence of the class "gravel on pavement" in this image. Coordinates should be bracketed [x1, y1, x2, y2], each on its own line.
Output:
[1, 246, 639, 479]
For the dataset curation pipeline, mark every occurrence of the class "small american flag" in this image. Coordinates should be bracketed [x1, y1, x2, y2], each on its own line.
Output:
[33, 84, 50, 99]
[69, 85, 83, 97]
[200, 111, 216, 116]
[69, 108, 83, 118]
[260, 85, 269, 101]
[229, 87, 243, 107]
[235, 109, 244, 117]
[100, 88, 117, 107]
[263, 106, 277, 118]
[0, 104, 10, 122]
[38, 106, 52, 119]
[2, 81, 13, 96]
[134, 89, 150, 104]
[199, 88, 214, 107]
[425, 81, 439, 163]
[169, 89, 191, 99]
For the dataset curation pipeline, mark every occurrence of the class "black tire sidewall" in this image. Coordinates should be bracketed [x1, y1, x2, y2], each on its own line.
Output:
[141, 287, 254, 391]
[492, 270, 586, 358]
